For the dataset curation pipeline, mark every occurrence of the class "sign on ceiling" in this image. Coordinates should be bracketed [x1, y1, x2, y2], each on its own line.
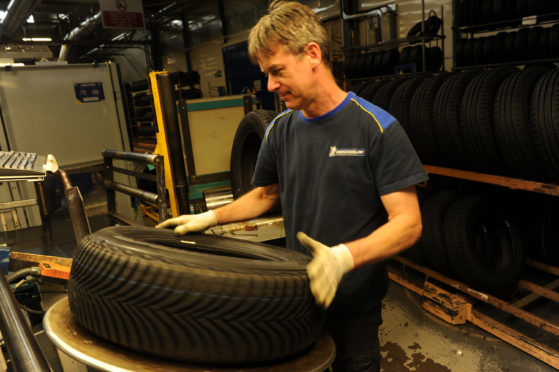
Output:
[99, 0, 145, 29]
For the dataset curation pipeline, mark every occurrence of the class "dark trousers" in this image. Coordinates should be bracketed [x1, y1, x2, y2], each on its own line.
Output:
[324, 304, 382, 372]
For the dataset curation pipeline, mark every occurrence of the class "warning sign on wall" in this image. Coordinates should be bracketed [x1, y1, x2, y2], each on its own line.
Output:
[99, 0, 145, 29]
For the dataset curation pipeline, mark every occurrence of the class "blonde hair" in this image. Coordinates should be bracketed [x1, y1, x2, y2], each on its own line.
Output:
[248, 1, 331, 67]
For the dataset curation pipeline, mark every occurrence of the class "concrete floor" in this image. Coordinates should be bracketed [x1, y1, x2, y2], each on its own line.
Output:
[3, 184, 558, 372]
[380, 282, 557, 372]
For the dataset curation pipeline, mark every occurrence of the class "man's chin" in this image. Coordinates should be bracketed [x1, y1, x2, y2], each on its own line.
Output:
[283, 100, 300, 110]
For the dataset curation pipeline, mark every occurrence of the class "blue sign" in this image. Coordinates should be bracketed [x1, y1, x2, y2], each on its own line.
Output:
[74, 82, 105, 103]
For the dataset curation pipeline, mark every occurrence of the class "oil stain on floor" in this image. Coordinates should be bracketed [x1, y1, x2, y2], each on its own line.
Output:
[381, 341, 451, 372]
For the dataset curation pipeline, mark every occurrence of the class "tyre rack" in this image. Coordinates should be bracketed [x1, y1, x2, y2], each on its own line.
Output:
[399, 164, 559, 368]
[388, 255, 559, 369]
[452, 0, 559, 70]
[342, 0, 446, 89]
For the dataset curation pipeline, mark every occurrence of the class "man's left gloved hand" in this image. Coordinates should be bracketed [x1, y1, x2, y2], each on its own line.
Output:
[297, 232, 355, 308]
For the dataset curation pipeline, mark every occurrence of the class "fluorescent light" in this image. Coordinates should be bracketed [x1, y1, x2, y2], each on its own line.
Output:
[111, 32, 127, 41]
[22, 37, 52, 42]
[0, 10, 7, 23]
[27, 15, 34, 23]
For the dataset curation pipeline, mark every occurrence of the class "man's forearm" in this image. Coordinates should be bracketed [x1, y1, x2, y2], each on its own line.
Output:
[345, 186, 423, 267]
[213, 185, 280, 224]
[346, 213, 422, 267]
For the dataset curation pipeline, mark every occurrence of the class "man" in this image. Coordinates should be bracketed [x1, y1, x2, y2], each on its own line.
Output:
[157, 1, 427, 371]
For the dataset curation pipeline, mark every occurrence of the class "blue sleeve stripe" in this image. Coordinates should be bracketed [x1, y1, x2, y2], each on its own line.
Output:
[350, 98, 396, 133]
[265, 110, 291, 140]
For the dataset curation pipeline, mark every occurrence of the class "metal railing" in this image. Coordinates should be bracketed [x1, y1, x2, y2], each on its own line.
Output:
[102, 149, 168, 224]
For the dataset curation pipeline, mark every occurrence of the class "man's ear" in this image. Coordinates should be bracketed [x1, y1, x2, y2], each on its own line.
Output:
[305, 42, 322, 69]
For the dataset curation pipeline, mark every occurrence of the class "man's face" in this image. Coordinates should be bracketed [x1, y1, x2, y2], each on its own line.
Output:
[258, 44, 314, 110]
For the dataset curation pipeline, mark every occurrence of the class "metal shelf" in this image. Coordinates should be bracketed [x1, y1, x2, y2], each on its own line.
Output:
[342, 34, 445, 53]
[456, 12, 559, 34]
[453, 57, 559, 71]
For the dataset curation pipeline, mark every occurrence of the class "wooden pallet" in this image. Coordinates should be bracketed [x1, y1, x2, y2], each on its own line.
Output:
[388, 256, 559, 369]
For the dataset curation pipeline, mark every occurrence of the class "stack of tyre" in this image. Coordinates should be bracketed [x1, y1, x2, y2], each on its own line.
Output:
[344, 48, 401, 79]
[410, 187, 559, 294]
[344, 49, 442, 80]
[380, 66, 559, 183]
[398, 45, 443, 72]
[456, 0, 559, 27]
[455, 25, 559, 67]
[412, 189, 524, 294]
[455, 0, 559, 67]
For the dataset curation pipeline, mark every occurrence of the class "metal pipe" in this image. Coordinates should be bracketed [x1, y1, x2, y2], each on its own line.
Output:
[0, 273, 50, 371]
[58, 169, 91, 244]
[0, 0, 41, 40]
[204, 188, 233, 210]
[65, 187, 92, 244]
[101, 149, 161, 165]
[103, 180, 159, 204]
[58, 12, 102, 61]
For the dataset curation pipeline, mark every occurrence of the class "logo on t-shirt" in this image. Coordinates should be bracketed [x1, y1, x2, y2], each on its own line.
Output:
[329, 146, 366, 157]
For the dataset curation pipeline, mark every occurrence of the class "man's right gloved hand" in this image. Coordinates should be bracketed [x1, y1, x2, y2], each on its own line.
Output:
[155, 210, 217, 235]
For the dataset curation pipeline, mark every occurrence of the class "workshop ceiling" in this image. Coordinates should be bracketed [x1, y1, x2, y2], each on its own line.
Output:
[0, 0, 200, 63]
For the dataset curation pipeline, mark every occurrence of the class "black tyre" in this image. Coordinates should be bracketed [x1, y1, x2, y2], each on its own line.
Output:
[373, 52, 384, 75]
[457, 0, 471, 27]
[434, 70, 482, 169]
[472, 37, 485, 66]
[550, 25, 559, 57]
[531, 68, 559, 181]
[526, 27, 543, 59]
[408, 45, 424, 71]
[419, 189, 460, 274]
[427, 46, 443, 71]
[360, 79, 389, 102]
[469, 0, 483, 25]
[408, 72, 452, 164]
[444, 195, 524, 293]
[513, 28, 530, 61]
[463, 38, 475, 66]
[455, 39, 465, 67]
[371, 78, 408, 111]
[460, 67, 518, 174]
[381, 49, 400, 75]
[493, 32, 508, 63]
[399, 46, 412, 65]
[68, 226, 322, 364]
[493, 66, 551, 180]
[503, 32, 516, 62]
[230, 110, 278, 199]
[389, 77, 426, 134]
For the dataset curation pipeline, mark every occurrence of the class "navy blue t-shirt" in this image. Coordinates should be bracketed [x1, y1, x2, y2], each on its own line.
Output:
[252, 91, 427, 312]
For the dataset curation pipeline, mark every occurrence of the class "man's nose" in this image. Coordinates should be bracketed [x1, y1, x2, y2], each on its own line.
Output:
[267, 76, 279, 92]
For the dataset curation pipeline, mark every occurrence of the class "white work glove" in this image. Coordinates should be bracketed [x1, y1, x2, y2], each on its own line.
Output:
[297, 232, 355, 308]
[155, 210, 217, 235]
